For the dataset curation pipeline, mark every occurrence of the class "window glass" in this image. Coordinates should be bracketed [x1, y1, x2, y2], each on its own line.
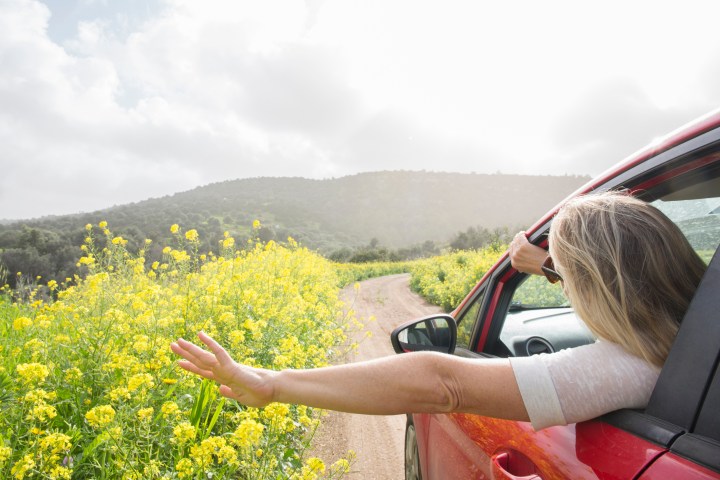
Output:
[455, 289, 484, 350]
[511, 275, 568, 309]
[651, 195, 720, 263]
[499, 277, 592, 358]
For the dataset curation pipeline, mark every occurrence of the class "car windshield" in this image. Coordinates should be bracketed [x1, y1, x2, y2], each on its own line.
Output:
[510, 274, 569, 309]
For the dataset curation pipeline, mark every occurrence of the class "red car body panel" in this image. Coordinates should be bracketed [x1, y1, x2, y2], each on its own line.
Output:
[410, 109, 720, 480]
[415, 414, 669, 480]
[638, 453, 720, 480]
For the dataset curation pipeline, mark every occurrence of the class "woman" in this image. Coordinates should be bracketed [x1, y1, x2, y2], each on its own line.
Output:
[171, 191, 706, 430]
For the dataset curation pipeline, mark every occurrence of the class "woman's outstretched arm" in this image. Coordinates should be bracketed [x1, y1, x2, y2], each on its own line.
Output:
[171, 332, 529, 421]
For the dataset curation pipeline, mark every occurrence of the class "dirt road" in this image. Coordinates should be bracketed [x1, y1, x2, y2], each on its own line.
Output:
[309, 274, 443, 480]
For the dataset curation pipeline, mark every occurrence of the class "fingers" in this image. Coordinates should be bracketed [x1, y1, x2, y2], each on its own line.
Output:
[197, 332, 235, 365]
[218, 385, 243, 402]
[177, 360, 216, 381]
[512, 231, 527, 245]
[171, 339, 215, 367]
[509, 231, 525, 256]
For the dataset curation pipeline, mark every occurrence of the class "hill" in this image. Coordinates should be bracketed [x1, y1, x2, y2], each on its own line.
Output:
[0, 171, 589, 286]
[102, 171, 588, 248]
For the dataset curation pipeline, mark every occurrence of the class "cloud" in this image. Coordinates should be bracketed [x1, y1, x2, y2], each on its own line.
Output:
[549, 79, 712, 175]
[0, 0, 366, 218]
[1, 0, 720, 219]
[342, 109, 508, 173]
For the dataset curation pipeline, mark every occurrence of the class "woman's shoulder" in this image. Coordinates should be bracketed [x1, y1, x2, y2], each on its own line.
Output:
[543, 340, 661, 376]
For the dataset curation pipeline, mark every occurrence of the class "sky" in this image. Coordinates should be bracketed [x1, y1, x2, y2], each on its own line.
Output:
[1, 0, 719, 220]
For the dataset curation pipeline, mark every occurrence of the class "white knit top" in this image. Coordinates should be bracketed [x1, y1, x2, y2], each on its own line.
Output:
[509, 340, 661, 430]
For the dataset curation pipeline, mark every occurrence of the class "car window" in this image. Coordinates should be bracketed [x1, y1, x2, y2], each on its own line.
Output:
[498, 277, 593, 357]
[651, 195, 720, 262]
[455, 288, 485, 350]
[511, 275, 568, 309]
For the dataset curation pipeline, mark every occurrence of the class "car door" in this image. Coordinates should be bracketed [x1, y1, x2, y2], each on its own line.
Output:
[420, 251, 604, 480]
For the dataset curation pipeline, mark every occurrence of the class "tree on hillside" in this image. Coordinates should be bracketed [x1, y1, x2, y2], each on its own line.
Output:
[449, 225, 520, 251]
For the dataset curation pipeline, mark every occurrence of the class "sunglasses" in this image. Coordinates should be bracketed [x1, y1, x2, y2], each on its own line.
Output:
[541, 256, 563, 284]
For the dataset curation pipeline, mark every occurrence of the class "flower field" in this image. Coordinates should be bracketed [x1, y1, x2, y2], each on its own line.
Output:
[409, 246, 570, 312]
[0, 221, 557, 480]
[409, 247, 505, 311]
[333, 261, 414, 286]
[0, 224, 356, 479]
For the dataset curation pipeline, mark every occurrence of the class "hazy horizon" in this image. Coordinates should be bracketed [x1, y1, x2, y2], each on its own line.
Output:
[1, 169, 592, 223]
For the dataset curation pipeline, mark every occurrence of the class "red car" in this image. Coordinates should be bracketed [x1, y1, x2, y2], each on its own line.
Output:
[391, 110, 720, 479]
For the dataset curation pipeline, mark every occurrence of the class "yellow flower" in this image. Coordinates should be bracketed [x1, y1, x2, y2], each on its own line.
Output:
[188, 436, 237, 467]
[0, 445, 12, 467]
[85, 223, 92, 231]
[11, 453, 35, 480]
[127, 373, 154, 392]
[230, 419, 264, 448]
[107, 426, 123, 440]
[185, 229, 199, 242]
[330, 458, 352, 475]
[109, 387, 130, 402]
[137, 407, 154, 422]
[175, 458, 194, 479]
[39, 432, 72, 456]
[143, 460, 161, 478]
[98, 221, 107, 229]
[252, 219, 261, 229]
[161, 401, 181, 418]
[13, 316, 32, 331]
[16, 362, 50, 384]
[24, 338, 44, 355]
[23, 388, 56, 404]
[172, 422, 196, 445]
[170, 224, 179, 234]
[85, 405, 116, 429]
[48, 466, 71, 480]
[63, 367, 82, 382]
[306, 457, 325, 474]
[78, 255, 95, 266]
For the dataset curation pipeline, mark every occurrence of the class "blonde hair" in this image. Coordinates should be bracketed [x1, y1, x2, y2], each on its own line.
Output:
[548, 191, 706, 367]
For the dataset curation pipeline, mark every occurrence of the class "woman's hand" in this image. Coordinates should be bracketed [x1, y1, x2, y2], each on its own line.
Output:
[170, 332, 277, 407]
[509, 231, 548, 276]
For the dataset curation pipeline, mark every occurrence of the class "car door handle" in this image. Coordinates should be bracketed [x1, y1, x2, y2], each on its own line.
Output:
[492, 451, 542, 480]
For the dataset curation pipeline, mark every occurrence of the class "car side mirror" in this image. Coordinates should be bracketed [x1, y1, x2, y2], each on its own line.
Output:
[390, 314, 457, 354]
